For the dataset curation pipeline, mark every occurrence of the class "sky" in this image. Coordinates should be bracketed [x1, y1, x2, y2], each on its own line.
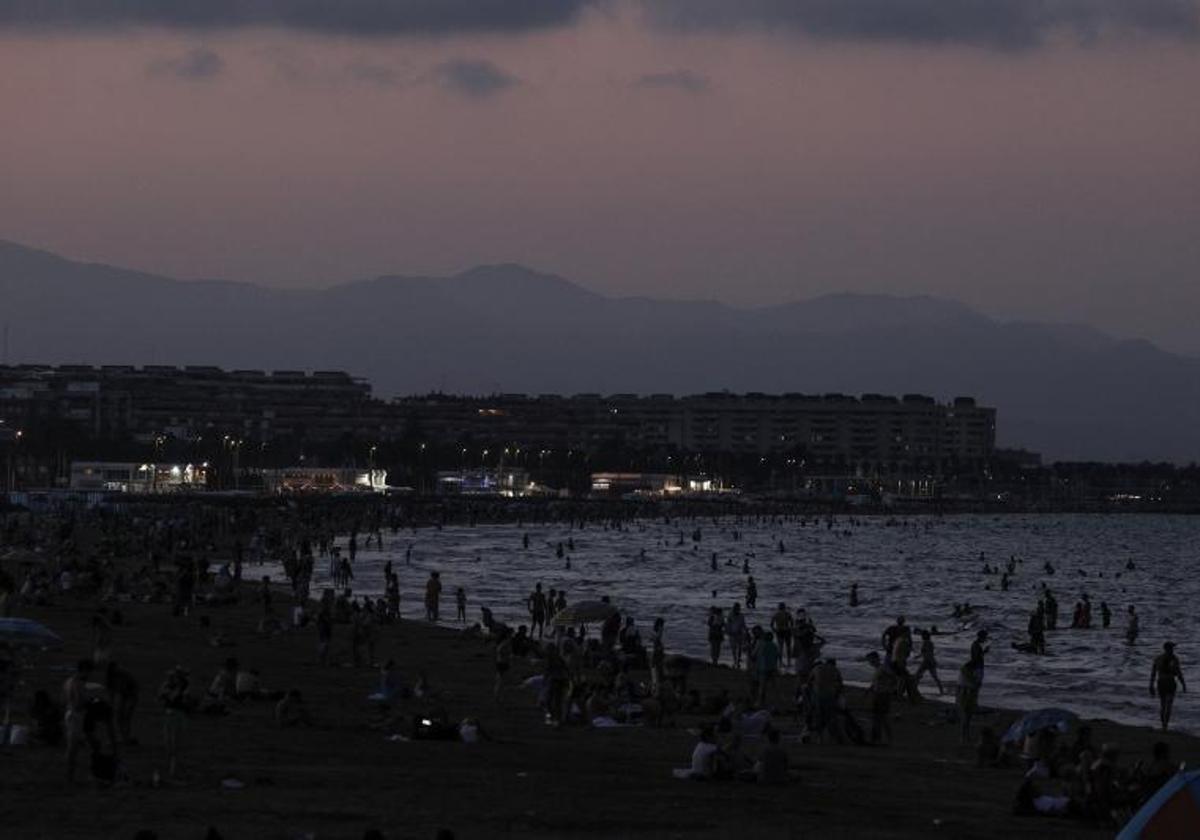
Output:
[1, 1, 1199, 353]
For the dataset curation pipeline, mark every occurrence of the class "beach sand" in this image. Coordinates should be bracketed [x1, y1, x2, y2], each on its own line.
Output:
[5, 592, 1197, 840]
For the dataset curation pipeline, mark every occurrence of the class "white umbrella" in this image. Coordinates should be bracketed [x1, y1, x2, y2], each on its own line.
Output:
[0, 618, 63, 650]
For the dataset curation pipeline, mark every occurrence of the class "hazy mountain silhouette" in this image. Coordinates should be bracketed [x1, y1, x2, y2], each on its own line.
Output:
[2, 238, 1197, 462]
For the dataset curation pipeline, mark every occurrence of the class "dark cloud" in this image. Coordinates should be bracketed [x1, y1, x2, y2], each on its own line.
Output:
[642, 0, 1200, 49]
[432, 59, 518, 99]
[633, 69, 711, 93]
[146, 47, 223, 80]
[0, 1, 598, 36]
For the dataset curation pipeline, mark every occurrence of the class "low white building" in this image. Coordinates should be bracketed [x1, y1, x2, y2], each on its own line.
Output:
[257, 466, 387, 494]
[69, 462, 208, 493]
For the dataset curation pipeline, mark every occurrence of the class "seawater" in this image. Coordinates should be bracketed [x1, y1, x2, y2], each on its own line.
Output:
[292, 513, 1200, 733]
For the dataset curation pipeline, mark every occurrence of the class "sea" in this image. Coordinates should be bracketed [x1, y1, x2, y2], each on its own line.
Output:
[294, 513, 1200, 734]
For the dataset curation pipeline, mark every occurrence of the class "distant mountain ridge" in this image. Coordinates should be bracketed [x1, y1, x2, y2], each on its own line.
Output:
[1, 238, 1197, 462]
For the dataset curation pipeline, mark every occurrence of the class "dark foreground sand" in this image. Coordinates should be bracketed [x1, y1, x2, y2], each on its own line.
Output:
[5, 594, 1197, 840]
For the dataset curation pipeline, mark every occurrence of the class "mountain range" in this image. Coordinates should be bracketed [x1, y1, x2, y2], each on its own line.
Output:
[1, 238, 1197, 462]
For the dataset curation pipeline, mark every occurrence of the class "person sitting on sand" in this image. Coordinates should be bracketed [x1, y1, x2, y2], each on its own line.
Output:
[234, 667, 284, 702]
[976, 727, 1006, 768]
[204, 658, 239, 713]
[676, 725, 726, 780]
[29, 689, 64, 747]
[275, 689, 314, 728]
[1132, 741, 1175, 804]
[752, 727, 790, 784]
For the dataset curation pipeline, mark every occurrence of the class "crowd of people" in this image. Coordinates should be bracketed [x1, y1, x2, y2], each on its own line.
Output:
[0, 497, 1194, 836]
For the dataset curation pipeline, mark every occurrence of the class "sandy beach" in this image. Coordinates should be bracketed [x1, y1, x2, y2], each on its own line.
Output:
[5, 583, 1197, 840]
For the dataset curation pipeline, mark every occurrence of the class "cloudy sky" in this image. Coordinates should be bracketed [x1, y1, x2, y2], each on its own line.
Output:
[1, 1, 1198, 352]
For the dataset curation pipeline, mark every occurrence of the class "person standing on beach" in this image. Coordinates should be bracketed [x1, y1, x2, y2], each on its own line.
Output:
[707, 607, 725, 666]
[650, 617, 666, 692]
[970, 630, 989, 684]
[771, 604, 794, 666]
[1126, 606, 1140, 645]
[1028, 605, 1046, 655]
[493, 630, 513, 705]
[106, 661, 140, 746]
[157, 666, 189, 780]
[316, 607, 333, 666]
[956, 659, 982, 745]
[727, 603, 748, 669]
[745, 576, 758, 610]
[866, 652, 896, 745]
[1150, 642, 1187, 732]
[424, 572, 442, 623]
[455, 587, 467, 623]
[63, 659, 93, 782]
[527, 583, 547, 639]
[756, 632, 781, 707]
[1043, 588, 1058, 630]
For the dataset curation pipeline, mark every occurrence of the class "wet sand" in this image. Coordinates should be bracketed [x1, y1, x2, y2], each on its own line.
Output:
[5, 593, 1198, 840]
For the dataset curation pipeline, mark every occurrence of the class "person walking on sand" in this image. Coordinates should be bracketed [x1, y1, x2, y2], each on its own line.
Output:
[913, 630, 944, 695]
[1151, 641, 1187, 732]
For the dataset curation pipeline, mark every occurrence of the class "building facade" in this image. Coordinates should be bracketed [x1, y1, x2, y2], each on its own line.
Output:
[0, 364, 377, 443]
[394, 392, 996, 471]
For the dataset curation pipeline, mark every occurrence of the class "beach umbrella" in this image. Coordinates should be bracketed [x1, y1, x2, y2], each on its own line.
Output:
[1000, 708, 1078, 744]
[552, 601, 619, 626]
[0, 618, 63, 650]
[1118, 770, 1200, 839]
